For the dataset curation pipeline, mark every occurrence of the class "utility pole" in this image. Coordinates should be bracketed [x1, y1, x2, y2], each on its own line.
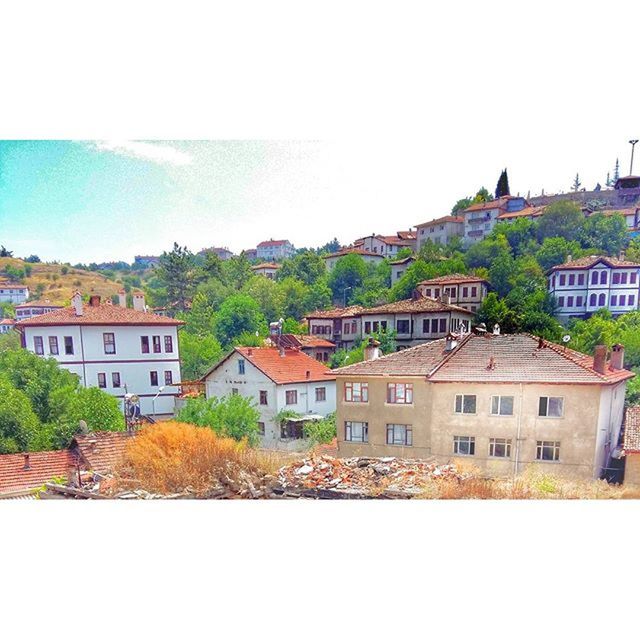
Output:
[630, 139, 639, 175]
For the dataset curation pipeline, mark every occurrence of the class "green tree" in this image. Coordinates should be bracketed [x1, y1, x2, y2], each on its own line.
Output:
[580, 212, 628, 255]
[0, 376, 39, 453]
[277, 251, 325, 285]
[488, 252, 516, 297]
[155, 243, 198, 311]
[241, 276, 285, 323]
[278, 277, 309, 319]
[179, 332, 224, 380]
[303, 279, 333, 312]
[572, 173, 582, 192]
[214, 294, 267, 347]
[451, 197, 472, 214]
[0, 246, 13, 257]
[475, 293, 519, 334]
[176, 394, 261, 446]
[537, 201, 584, 243]
[495, 168, 510, 198]
[222, 253, 253, 289]
[328, 254, 368, 304]
[535, 237, 581, 271]
[303, 412, 336, 444]
[200, 251, 224, 281]
[465, 234, 511, 270]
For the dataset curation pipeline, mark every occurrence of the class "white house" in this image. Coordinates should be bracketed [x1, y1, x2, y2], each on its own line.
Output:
[256, 239, 295, 261]
[251, 263, 281, 279]
[14, 300, 64, 320]
[16, 291, 183, 417]
[323, 248, 385, 271]
[547, 255, 640, 321]
[389, 256, 415, 282]
[0, 284, 29, 304]
[355, 232, 416, 257]
[462, 196, 529, 244]
[414, 215, 464, 249]
[0, 318, 15, 334]
[202, 346, 336, 449]
[415, 274, 489, 313]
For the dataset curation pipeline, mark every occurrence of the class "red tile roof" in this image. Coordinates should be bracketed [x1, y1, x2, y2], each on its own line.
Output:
[257, 239, 291, 248]
[396, 231, 417, 240]
[0, 284, 29, 289]
[323, 247, 383, 259]
[417, 273, 488, 286]
[0, 319, 15, 326]
[497, 205, 546, 220]
[335, 333, 635, 385]
[624, 406, 640, 453]
[548, 255, 640, 272]
[14, 300, 64, 309]
[288, 334, 336, 349]
[358, 297, 473, 316]
[72, 432, 133, 473]
[463, 196, 514, 213]
[415, 215, 464, 228]
[16, 302, 184, 327]
[251, 263, 281, 270]
[389, 256, 416, 265]
[378, 235, 415, 246]
[305, 305, 366, 319]
[0, 450, 78, 495]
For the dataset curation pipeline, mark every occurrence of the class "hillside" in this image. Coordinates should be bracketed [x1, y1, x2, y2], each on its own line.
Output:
[0, 257, 129, 304]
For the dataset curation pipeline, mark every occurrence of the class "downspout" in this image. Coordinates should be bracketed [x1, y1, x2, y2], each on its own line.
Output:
[513, 383, 524, 478]
[79, 325, 87, 388]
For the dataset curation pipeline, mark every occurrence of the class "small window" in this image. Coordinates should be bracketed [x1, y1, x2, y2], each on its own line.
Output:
[344, 382, 368, 403]
[315, 387, 326, 402]
[258, 422, 266, 436]
[164, 370, 173, 385]
[97, 373, 107, 388]
[613, 272, 621, 284]
[567, 296, 573, 308]
[439, 318, 447, 333]
[558, 296, 564, 307]
[568, 274, 575, 286]
[591, 271, 598, 285]
[34, 336, 44, 355]
[578, 274, 585, 285]
[286, 389, 298, 405]
[453, 436, 475, 456]
[386, 424, 412, 446]
[589, 293, 596, 306]
[141, 336, 150, 354]
[538, 396, 563, 417]
[598, 293, 606, 306]
[103, 332, 116, 355]
[559, 274, 566, 286]
[629, 295, 635, 307]
[259, 390, 268, 405]
[150, 371, 159, 386]
[455, 394, 477, 414]
[536, 440, 560, 461]
[491, 395, 514, 416]
[620, 295, 626, 306]
[48, 336, 59, 355]
[431, 318, 438, 334]
[238, 359, 246, 375]
[112, 372, 121, 388]
[600, 271, 607, 285]
[164, 335, 173, 353]
[231, 388, 239, 395]
[387, 383, 413, 404]
[64, 336, 74, 355]
[471, 286, 477, 297]
[489, 438, 512, 458]
[611, 295, 618, 306]
[396, 319, 410, 334]
[631, 272, 637, 284]
[364, 321, 372, 334]
[345, 421, 368, 442]
[152, 335, 161, 353]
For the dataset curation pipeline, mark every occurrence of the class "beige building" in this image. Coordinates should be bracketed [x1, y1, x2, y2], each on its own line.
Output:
[623, 405, 640, 485]
[415, 273, 489, 313]
[414, 215, 464, 249]
[334, 334, 633, 479]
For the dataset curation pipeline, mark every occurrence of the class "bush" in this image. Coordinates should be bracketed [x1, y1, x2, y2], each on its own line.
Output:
[303, 412, 336, 444]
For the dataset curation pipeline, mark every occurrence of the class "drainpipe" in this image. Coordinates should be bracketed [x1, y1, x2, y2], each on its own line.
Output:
[513, 383, 524, 478]
[79, 325, 87, 388]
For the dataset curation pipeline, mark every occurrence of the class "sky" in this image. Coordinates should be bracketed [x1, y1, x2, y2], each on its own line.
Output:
[1, 136, 638, 264]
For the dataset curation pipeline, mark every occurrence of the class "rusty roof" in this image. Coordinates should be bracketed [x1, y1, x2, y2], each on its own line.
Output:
[323, 247, 383, 259]
[496, 205, 546, 220]
[463, 196, 515, 213]
[548, 255, 640, 272]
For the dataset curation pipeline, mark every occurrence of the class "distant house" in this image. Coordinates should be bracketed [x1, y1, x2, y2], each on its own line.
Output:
[0, 318, 16, 334]
[0, 284, 29, 305]
[16, 291, 183, 417]
[355, 232, 416, 257]
[496, 205, 546, 224]
[274, 334, 337, 363]
[323, 247, 385, 271]
[133, 255, 160, 268]
[243, 249, 258, 261]
[200, 246, 234, 260]
[415, 215, 464, 249]
[547, 255, 640, 320]
[389, 256, 415, 282]
[251, 263, 281, 279]
[415, 274, 489, 313]
[14, 300, 64, 320]
[202, 346, 336, 449]
[256, 239, 295, 261]
[462, 196, 529, 244]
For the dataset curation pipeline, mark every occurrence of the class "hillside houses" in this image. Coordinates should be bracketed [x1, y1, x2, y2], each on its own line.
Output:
[415, 274, 489, 313]
[323, 247, 385, 271]
[251, 262, 281, 279]
[354, 231, 416, 257]
[462, 195, 530, 244]
[415, 215, 464, 249]
[0, 283, 29, 304]
[14, 300, 64, 320]
[256, 239, 295, 261]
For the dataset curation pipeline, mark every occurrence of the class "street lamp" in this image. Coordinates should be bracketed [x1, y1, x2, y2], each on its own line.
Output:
[151, 386, 165, 420]
[343, 286, 352, 307]
[630, 140, 639, 175]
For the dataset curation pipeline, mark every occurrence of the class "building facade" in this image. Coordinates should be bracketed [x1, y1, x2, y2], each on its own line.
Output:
[323, 248, 385, 271]
[251, 263, 281, 279]
[0, 284, 29, 304]
[389, 256, 415, 282]
[462, 196, 529, 244]
[14, 300, 64, 320]
[333, 334, 632, 479]
[414, 215, 464, 249]
[0, 318, 15, 333]
[256, 239, 295, 261]
[415, 274, 489, 313]
[202, 346, 336, 449]
[17, 292, 183, 416]
[547, 255, 640, 320]
[355, 232, 416, 257]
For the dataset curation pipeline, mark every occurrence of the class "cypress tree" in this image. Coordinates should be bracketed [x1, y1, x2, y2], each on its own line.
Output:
[495, 169, 510, 198]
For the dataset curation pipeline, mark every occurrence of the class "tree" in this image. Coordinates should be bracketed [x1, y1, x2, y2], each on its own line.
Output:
[303, 412, 336, 444]
[579, 212, 628, 255]
[200, 251, 224, 281]
[278, 277, 309, 319]
[155, 243, 198, 311]
[535, 237, 581, 271]
[572, 173, 582, 192]
[214, 294, 266, 347]
[475, 293, 519, 334]
[222, 254, 253, 290]
[277, 251, 325, 285]
[0, 246, 13, 257]
[24, 255, 41, 263]
[451, 197, 472, 214]
[176, 394, 261, 446]
[303, 279, 333, 312]
[613, 158, 620, 183]
[471, 187, 493, 204]
[465, 235, 511, 270]
[536, 201, 584, 243]
[0, 376, 39, 453]
[241, 276, 284, 323]
[328, 254, 368, 304]
[495, 169, 510, 198]
[179, 332, 224, 380]
[316, 238, 341, 255]
[488, 253, 516, 298]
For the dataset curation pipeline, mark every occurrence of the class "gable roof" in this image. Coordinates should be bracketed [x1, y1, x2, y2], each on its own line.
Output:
[14, 300, 64, 309]
[72, 432, 133, 473]
[335, 333, 634, 385]
[16, 303, 184, 327]
[323, 247, 383, 259]
[496, 205, 546, 220]
[358, 297, 474, 316]
[251, 262, 281, 270]
[257, 239, 291, 248]
[0, 450, 78, 496]
[203, 346, 336, 384]
[305, 305, 366, 319]
[463, 196, 515, 213]
[279, 334, 336, 349]
[548, 255, 640, 272]
[415, 215, 464, 228]
[389, 256, 416, 265]
[417, 273, 488, 286]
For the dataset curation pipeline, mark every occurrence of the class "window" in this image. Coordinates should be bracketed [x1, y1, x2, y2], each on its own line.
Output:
[600, 271, 607, 285]
[471, 286, 477, 297]
[386, 424, 412, 446]
[491, 395, 514, 416]
[97, 373, 107, 388]
[425, 288, 432, 297]
[611, 295, 618, 306]
[396, 319, 410, 334]
[455, 394, 477, 414]
[598, 293, 606, 306]
[315, 387, 326, 402]
[112, 372, 121, 388]
[258, 422, 265, 436]
[34, 336, 44, 355]
[576, 296, 583, 306]
[141, 336, 150, 353]
[567, 296, 573, 308]
[259, 390, 268, 405]
[558, 296, 564, 307]
[64, 336, 74, 355]
[231, 388, 239, 395]
[629, 295, 636, 307]
[344, 382, 368, 402]
[48, 336, 59, 355]
[453, 436, 475, 455]
[613, 272, 620, 284]
[152, 335, 161, 353]
[164, 335, 173, 353]
[439, 318, 447, 333]
[631, 272, 638, 284]
[345, 421, 368, 442]
[591, 271, 598, 285]
[164, 371, 173, 385]
[344, 322, 351, 335]
[538, 396, 563, 417]
[103, 332, 116, 355]
[568, 274, 575, 286]
[364, 321, 372, 334]
[621, 272, 628, 285]
[489, 438, 512, 458]
[286, 389, 298, 405]
[536, 440, 560, 461]
[559, 274, 566, 286]
[431, 318, 438, 333]
[150, 371, 159, 386]
[238, 359, 246, 375]
[620, 295, 626, 306]
[462, 286, 468, 297]
[387, 382, 413, 404]
[578, 274, 585, 285]
[589, 293, 596, 306]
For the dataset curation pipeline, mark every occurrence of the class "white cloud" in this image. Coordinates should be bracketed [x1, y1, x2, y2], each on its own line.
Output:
[88, 140, 192, 166]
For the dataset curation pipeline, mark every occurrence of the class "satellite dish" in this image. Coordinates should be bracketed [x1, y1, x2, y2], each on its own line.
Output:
[562, 335, 571, 343]
[78, 419, 89, 434]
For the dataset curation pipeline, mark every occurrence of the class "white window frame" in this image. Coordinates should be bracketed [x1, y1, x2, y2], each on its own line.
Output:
[489, 438, 512, 458]
[536, 440, 561, 462]
[345, 421, 368, 443]
[387, 382, 413, 405]
[386, 424, 413, 446]
[538, 396, 564, 418]
[453, 435, 475, 456]
[490, 395, 514, 416]
[344, 381, 368, 403]
[454, 394, 477, 415]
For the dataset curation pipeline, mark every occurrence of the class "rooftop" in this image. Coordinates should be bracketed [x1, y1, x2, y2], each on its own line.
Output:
[624, 405, 640, 453]
[323, 247, 383, 259]
[496, 205, 546, 220]
[251, 262, 281, 270]
[358, 296, 474, 316]
[548, 255, 640, 272]
[417, 273, 488, 286]
[257, 239, 291, 248]
[335, 333, 634, 385]
[73, 432, 133, 474]
[463, 196, 516, 213]
[0, 284, 29, 289]
[0, 450, 78, 495]
[415, 215, 464, 228]
[305, 305, 367, 319]
[282, 334, 336, 349]
[14, 300, 64, 309]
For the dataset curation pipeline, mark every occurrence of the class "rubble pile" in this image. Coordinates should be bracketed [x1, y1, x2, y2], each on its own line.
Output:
[278, 455, 468, 497]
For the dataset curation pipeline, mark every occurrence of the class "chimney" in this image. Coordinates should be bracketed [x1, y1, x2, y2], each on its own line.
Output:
[445, 332, 458, 352]
[364, 337, 381, 361]
[567, 254, 572, 263]
[89, 295, 101, 307]
[610, 343, 625, 370]
[118, 289, 127, 307]
[133, 293, 146, 312]
[23, 454, 30, 470]
[441, 293, 450, 305]
[247, 348, 253, 356]
[593, 344, 607, 374]
[493, 323, 501, 335]
[279, 345, 285, 357]
[71, 290, 83, 316]
[305, 370, 310, 379]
